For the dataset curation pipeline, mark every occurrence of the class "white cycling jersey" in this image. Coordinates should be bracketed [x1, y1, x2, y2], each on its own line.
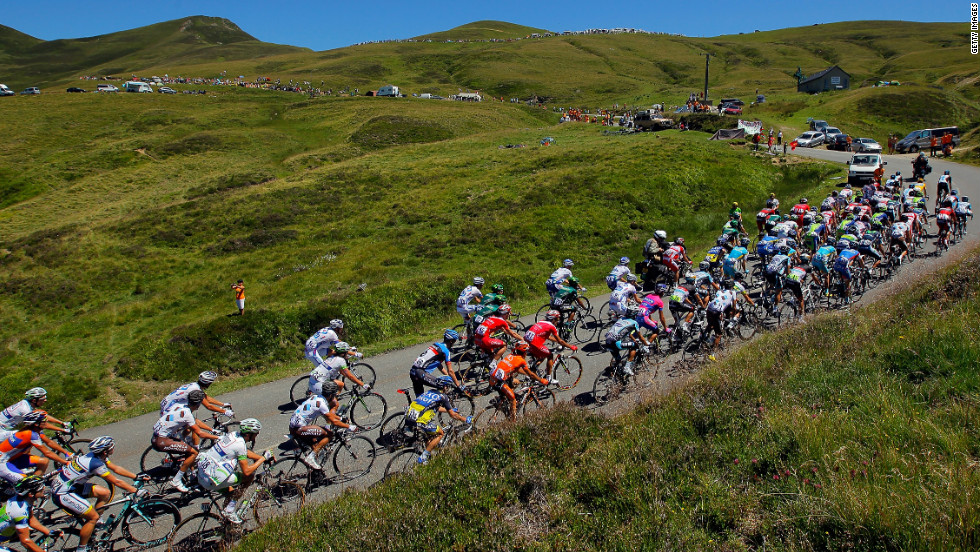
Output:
[304, 328, 340, 366]
[548, 267, 572, 283]
[199, 433, 247, 475]
[307, 356, 348, 395]
[152, 406, 195, 440]
[455, 285, 483, 309]
[0, 401, 33, 432]
[0, 496, 31, 537]
[609, 283, 638, 314]
[707, 290, 736, 313]
[52, 452, 110, 495]
[290, 396, 331, 429]
[159, 383, 202, 415]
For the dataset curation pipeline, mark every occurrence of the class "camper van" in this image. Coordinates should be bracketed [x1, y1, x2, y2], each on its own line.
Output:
[125, 81, 153, 93]
[376, 85, 400, 97]
[0, 84, 14, 96]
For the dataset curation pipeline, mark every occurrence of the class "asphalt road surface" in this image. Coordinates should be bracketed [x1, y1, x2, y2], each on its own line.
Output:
[53, 146, 978, 550]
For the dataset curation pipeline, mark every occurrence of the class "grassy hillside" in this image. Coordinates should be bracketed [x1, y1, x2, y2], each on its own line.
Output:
[414, 20, 551, 41]
[0, 89, 840, 423]
[239, 249, 980, 552]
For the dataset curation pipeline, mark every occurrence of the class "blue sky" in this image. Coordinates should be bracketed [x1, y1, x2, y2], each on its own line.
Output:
[0, 1, 966, 51]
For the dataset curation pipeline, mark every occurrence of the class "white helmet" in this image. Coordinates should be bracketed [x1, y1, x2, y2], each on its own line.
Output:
[654, 230, 667, 240]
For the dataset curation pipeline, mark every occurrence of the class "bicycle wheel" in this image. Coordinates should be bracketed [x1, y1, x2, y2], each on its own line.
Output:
[597, 300, 613, 325]
[777, 302, 799, 326]
[473, 403, 508, 430]
[139, 446, 180, 482]
[348, 392, 388, 430]
[572, 315, 600, 344]
[552, 356, 583, 391]
[252, 480, 305, 525]
[122, 498, 180, 546]
[522, 387, 556, 414]
[167, 512, 234, 552]
[736, 311, 758, 341]
[535, 303, 552, 321]
[332, 435, 376, 482]
[383, 449, 421, 480]
[289, 376, 310, 408]
[270, 457, 311, 490]
[348, 362, 376, 388]
[66, 438, 91, 455]
[440, 391, 475, 423]
[592, 368, 623, 406]
[578, 296, 593, 314]
[377, 412, 410, 452]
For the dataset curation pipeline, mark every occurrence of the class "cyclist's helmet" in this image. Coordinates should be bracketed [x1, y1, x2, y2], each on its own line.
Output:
[889, 174, 894, 180]
[852, 206, 861, 215]
[473, 277, 485, 286]
[22, 411, 47, 427]
[513, 342, 530, 355]
[800, 253, 812, 264]
[699, 260, 711, 271]
[625, 306, 640, 319]
[675, 237, 685, 246]
[443, 330, 459, 343]
[877, 204, 888, 212]
[836, 241, 847, 252]
[14, 475, 45, 496]
[963, 196, 969, 202]
[802, 215, 813, 225]
[238, 418, 262, 434]
[331, 341, 351, 355]
[187, 390, 206, 407]
[89, 436, 115, 454]
[198, 371, 218, 387]
[320, 381, 340, 397]
[329, 319, 344, 329]
[733, 272, 744, 282]
[567, 276, 580, 286]
[498, 304, 512, 317]
[656, 283, 670, 296]
[562, 259, 574, 267]
[25, 387, 47, 401]
[815, 215, 824, 223]
[654, 230, 667, 241]
[545, 310, 561, 321]
[952, 188, 959, 196]
[721, 278, 734, 290]
[944, 170, 950, 175]
[619, 256, 630, 265]
[732, 202, 739, 208]
[825, 236, 837, 246]
[740, 236, 750, 247]
[801, 197, 808, 204]
[626, 274, 638, 283]
[490, 283, 504, 294]
[778, 244, 791, 255]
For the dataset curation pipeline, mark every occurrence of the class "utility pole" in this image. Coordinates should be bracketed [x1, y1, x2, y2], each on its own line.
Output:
[700, 53, 710, 104]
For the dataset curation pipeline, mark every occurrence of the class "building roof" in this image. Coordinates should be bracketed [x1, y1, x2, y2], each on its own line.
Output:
[799, 65, 850, 85]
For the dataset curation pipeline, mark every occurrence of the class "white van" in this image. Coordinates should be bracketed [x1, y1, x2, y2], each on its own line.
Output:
[0, 84, 14, 96]
[376, 85, 400, 97]
[125, 81, 153, 93]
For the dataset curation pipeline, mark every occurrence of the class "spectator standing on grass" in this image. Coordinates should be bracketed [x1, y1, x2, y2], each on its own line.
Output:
[777, 130, 782, 146]
[942, 132, 952, 154]
[231, 280, 245, 315]
[767, 133, 775, 153]
[930, 135, 939, 157]
[887, 134, 896, 154]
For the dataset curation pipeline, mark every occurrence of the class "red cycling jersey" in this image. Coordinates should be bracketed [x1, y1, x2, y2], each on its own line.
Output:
[524, 321, 557, 348]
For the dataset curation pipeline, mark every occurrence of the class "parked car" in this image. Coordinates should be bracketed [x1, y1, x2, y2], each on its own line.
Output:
[826, 133, 850, 151]
[0, 84, 14, 96]
[823, 127, 844, 141]
[157, 87, 176, 94]
[720, 98, 745, 107]
[795, 131, 825, 148]
[851, 138, 882, 153]
[848, 153, 885, 184]
[20, 87, 40, 95]
[721, 104, 742, 115]
[66, 87, 86, 93]
[809, 119, 829, 132]
[96, 84, 119, 93]
[894, 126, 959, 153]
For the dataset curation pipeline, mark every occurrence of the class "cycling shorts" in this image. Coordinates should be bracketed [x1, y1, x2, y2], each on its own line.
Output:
[197, 458, 240, 492]
[0, 455, 41, 484]
[784, 279, 803, 299]
[490, 380, 517, 403]
[304, 348, 325, 366]
[477, 336, 506, 354]
[637, 315, 660, 332]
[53, 484, 95, 516]
[833, 263, 852, 280]
[668, 301, 692, 315]
[858, 246, 882, 261]
[456, 304, 478, 318]
[151, 436, 194, 457]
[288, 424, 331, 446]
[764, 271, 783, 289]
[706, 310, 723, 334]
[410, 367, 451, 397]
[603, 338, 636, 351]
[663, 258, 679, 272]
[812, 257, 830, 274]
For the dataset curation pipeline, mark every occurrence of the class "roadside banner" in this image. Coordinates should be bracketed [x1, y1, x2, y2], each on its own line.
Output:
[738, 119, 763, 136]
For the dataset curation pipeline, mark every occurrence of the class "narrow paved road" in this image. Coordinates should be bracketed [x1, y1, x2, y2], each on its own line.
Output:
[63, 146, 979, 548]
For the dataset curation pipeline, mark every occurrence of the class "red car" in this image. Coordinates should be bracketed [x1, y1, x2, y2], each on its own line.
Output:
[722, 104, 742, 115]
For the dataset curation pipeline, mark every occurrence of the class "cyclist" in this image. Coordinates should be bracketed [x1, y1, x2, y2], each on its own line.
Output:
[636, 292, 670, 340]
[729, 202, 743, 223]
[0, 388, 68, 433]
[473, 284, 508, 323]
[722, 237, 751, 279]
[640, 230, 670, 286]
[456, 277, 485, 323]
[811, 237, 838, 294]
[486, 343, 550, 423]
[289, 381, 357, 471]
[662, 238, 692, 284]
[51, 436, 145, 552]
[151, 390, 221, 493]
[605, 257, 632, 291]
[545, 259, 575, 299]
[705, 240, 729, 270]
[804, 215, 829, 252]
[0, 476, 61, 552]
[609, 274, 642, 318]
[783, 257, 810, 321]
[935, 203, 954, 252]
[756, 205, 778, 237]
[763, 245, 795, 312]
[839, 183, 854, 204]
[889, 220, 912, 265]
[790, 198, 811, 225]
[773, 215, 800, 242]
[721, 215, 744, 239]
[474, 304, 525, 361]
[410, 331, 462, 397]
[705, 282, 738, 349]
[820, 192, 837, 213]
[160, 371, 232, 417]
[309, 341, 370, 398]
[936, 170, 951, 209]
[196, 418, 271, 524]
[955, 196, 973, 232]
[667, 282, 699, 334]
[833, 241, 866, 304]
[731, 273, 755, 308]
[406, 389, 473, 463]
[524, 311, 578, 385]
[856, 233, 883, 270]
[551, 276, 587, 321]
[602, 307, 650, 377]
[0, 412, 69, 486]
[304, 319, 347, 367]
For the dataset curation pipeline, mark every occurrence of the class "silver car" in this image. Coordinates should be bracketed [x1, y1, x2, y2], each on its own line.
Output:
[851, 138, 882, 153]
[795, 131, 825, 148]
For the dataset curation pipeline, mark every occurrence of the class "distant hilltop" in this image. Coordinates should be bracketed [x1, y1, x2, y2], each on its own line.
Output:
[351, 20, 678, 47]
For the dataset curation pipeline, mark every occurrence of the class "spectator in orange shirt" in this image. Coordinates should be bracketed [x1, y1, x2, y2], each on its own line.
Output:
[231, 280, 245, 315]
[930, 135, 939, 157]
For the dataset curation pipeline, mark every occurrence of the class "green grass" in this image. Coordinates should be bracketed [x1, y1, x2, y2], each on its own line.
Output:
[413, 20, 551, 41]
[0, 89, 842, 424]
[238, 249, 980, 552]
